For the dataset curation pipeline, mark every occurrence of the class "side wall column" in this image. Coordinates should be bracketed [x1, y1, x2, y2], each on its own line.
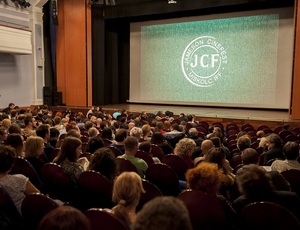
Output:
[56, 0, 92, 106]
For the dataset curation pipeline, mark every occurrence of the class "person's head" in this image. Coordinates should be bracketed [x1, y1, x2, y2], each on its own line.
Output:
[283, 141, 299, 160]
[205, 147, 226, 170]
[100, 127, 113, 140]
[25, 136, 45, 158]
[88, 147, 117, 182]
[124, 136, 139, 154]
[266, 133, 282, 149]
[112, 172, 145, 226]
[6, 133, 24, 156]
[236, 164, 274, 197]
[171, 123, 180, 131]
[241, 148, 259, 165]
[186, 162, 220, 195]
[86, 135, 105, 154]
[1, 119, 11, 129]
[115, 129, 128, 142]
[87, 127, 99, 138]
[174, 138, 196, 158]
[188, 128, 198, 137]
[50, 127, 60, 139]
[200, 140, 214, 155]
[132, 196, 192, 230]
[53, 116, 62, 125]
[38, 205, 90, 230]
[256, 130, 265, 138]
[54, 137, 82, 164]
[138, 141, 151, 153]
[163, 121, 171, 131]
[141, 124, 151, 137]
[237, 136, 251, 151]
[0, 127, 8, 141]
[130, 127, 143, 139]
[8, 123, 22, 134]
[209, 136, 222, 148]
[66, 129, 81, 138]
[150, 132, 165, 144]
[0, 145, 16, 173]
[36, 124, 51, 140]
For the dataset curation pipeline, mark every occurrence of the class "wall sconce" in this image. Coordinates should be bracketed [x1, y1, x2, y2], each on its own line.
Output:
[168, 0, 177, 3]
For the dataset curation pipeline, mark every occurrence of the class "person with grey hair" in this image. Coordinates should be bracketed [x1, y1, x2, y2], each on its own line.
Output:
[264, 133, 284, 165]
[237, 136, 251, 152]
[271, 141, 300, 173]
[132, 196, 192, 230]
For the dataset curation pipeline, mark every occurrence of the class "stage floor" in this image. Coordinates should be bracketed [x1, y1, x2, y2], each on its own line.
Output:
[101, 103, 292, 123]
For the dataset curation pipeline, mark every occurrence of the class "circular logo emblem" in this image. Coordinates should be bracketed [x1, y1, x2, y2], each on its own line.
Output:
[181, 36, 228, 87]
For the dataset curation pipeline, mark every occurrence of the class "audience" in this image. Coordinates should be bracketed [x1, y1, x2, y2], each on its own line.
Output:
[185, 162, 237, 227]
[233, 164, 300, 219]
[271, 141, 300, 172]
[2, 106, 300, 229]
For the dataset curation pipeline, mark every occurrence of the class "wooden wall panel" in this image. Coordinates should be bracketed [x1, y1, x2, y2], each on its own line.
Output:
[56, 0, 92, 107]
[291, 0, 300, 119]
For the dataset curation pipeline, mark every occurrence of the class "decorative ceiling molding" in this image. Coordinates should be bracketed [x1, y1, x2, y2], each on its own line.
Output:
[0, 25, 32, 54]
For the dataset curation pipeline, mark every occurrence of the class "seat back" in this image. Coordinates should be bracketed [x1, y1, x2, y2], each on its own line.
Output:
[77, 170, 113, 211]
[136, 179, 163, 212]
[135, 150, 154, 166]
[280, 169, 300, 197]
[178, 189, 226, 230]
[40, 163, 75, 202]
[85, 208, 129, 230]
[150, 144, 165, 161]
[115, 157, 138, 174]
[21, 192, 59, 229]
[161, 154, 188, 181]
[240, 201, 300, 230]
[0, 185, 23, 228]
[107, 146, 123, 157]
[145, 163, 181, 196]
[102, 138, 114, 147]
[10, 156, 43, 190]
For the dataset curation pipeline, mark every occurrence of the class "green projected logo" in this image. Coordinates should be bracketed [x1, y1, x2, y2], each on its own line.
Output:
[182, 36, 228, 87]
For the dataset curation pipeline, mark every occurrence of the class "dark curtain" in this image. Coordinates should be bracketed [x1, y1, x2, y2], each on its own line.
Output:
[92, 8, 130, 106]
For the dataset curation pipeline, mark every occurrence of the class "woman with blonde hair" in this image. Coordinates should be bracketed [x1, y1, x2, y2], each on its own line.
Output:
[1, 118, 11, 129]
[24, 136, 48, 177]
[111, 171, 145, 228]
[174, 138, 196, 169]
[141, 124, 152, 142]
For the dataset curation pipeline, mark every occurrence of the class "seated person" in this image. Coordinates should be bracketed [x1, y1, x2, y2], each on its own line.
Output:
[0, 145, 40, 214]
[118, 137, 148, 178]
[88, 147, 118, 183]
[233, 164, 300, 219]
[271, 141, 300, 173]
[110, 172, 145, 228]
[132, 196, 192, 230]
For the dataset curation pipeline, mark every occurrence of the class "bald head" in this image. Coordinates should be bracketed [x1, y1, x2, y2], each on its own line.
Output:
[201, 140, 214, 155]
